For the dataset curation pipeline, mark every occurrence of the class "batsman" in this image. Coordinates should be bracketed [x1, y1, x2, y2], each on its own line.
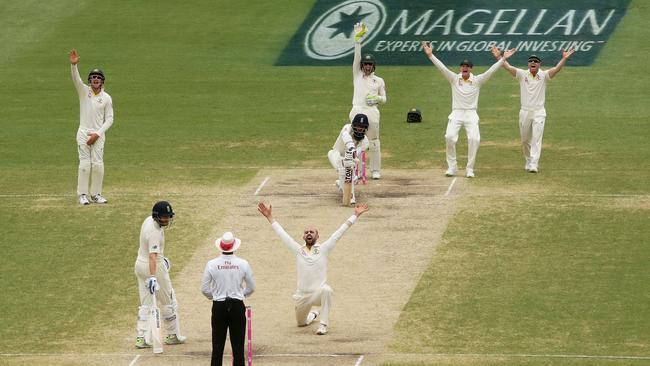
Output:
[328, 114, 369, 205]
[134, 201, 186, 349]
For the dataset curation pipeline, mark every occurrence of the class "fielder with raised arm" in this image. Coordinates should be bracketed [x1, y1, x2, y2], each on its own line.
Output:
[422, 42, 515, 178]
[496, 49, 575, 173]
[69, 49, 114, 205]
[328, 114, 370, 204]
[350, 22, 386, 179]
[258, 202, 369, 335]
[134, 201, 186, 349]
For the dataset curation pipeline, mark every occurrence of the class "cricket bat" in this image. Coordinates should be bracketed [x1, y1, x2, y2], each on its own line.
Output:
[151, 295, 163, 354]
[342, 166, 353, 205]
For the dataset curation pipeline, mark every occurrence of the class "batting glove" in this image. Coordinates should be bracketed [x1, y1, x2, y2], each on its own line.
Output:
[345, 146, 355, 161]
[147, 276, 159, 294]
[354, 22, 366, 42]
[163, 257, 171, 271]
[366, 95, 380, 106]
[343, 158, 355, 168]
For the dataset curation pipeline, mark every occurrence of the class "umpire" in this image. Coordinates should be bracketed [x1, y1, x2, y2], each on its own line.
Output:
[201, 232, 255, 366]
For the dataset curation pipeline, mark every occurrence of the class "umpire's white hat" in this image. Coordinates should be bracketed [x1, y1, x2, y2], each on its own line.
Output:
[216, 231, 241, 253]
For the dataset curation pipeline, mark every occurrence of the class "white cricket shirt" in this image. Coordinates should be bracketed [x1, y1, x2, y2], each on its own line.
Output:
[428, 55, 503, 121]
[271, 215, 356, 295]
[71, 64, 114, 136]
[201, 254, 255, 301]
[332, 124, 369, 156]
[136, 216, 165, 263]
[515, 69, 550, 111]
[352, 43, 386, 108]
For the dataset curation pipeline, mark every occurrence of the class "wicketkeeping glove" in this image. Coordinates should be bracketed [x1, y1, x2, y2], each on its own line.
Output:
[366, 95, 380, 106]
[147, 276, 158, 294]
[354, 22, 366, 42]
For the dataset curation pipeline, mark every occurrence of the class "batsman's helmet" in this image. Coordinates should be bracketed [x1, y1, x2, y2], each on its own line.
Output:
[152, 201, 174, 226]
[87, 68, 105, 83]
[407, 108, 422, 123]
[360, 54, 376, 71]
[351, 113, 369, 141]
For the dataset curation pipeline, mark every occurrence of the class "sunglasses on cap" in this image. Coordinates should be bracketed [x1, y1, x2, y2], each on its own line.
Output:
[528, 59, 540, 64]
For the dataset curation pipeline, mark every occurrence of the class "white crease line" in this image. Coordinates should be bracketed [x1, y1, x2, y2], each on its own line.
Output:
[128, 354, 140, 366]
[354, 354, 365, 366]
[445, 177, 457, 196]
[254, 176, 271, 196]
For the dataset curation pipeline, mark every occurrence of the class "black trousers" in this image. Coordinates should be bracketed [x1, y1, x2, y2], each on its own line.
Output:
[211, 298, 246, 366]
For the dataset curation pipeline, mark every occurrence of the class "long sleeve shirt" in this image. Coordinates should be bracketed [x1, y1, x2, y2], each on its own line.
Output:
[352, 42, 386, 108]
[428, 55, 503, 121]
[71, 64, 114, 137]
[271, 215, 357, 295]
[332, 124, 369, 156]
[201, 254, 255, 301]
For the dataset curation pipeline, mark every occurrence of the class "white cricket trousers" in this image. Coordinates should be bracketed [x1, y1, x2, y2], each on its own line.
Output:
[519, 108, 546, 170]
[76, 129, 105, 196]
[134, 259, 182, 338]
[293, 284, 332, 326]
[349, 106, 380, 173]
[445, 118, 480, 171]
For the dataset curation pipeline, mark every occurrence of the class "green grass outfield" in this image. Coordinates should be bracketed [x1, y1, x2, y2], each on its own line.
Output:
[1, 0, 648, 364]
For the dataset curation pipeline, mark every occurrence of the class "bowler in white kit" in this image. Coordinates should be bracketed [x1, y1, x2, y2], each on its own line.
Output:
[258, 201, 369, 335]
[69, 49, 114, 205]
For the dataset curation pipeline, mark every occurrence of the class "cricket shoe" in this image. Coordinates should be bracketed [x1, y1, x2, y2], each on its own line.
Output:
[316, 324, 328, 335]
[164, 334, 187, 345]
[371, 171, 381, 179]
[305, 310, 320, 325]
[528, 167, 538, 173]
[91, 194, 108, 204]
[466, 169, 475, 178]
[350, 192, 356, 205]
[445, 168, 457, 177]
[79, 194, 90, 205]
[135, 337, 150, 349]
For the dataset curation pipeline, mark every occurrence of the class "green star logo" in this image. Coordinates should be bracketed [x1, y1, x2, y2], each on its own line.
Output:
[327, 6, 372, 39]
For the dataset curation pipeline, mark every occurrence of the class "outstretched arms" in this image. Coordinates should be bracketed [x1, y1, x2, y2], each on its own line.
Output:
[421, 41, 456, 82]
[548, 48, 575, 79]
[258, 202, 274, 223]
[352, 22, 365, 77]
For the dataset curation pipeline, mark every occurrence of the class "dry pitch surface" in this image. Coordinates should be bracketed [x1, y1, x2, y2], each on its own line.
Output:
[4, 169, 464, 366]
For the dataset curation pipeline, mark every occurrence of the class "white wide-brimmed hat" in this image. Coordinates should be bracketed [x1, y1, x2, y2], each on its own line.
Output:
[215, 231, 241, 253]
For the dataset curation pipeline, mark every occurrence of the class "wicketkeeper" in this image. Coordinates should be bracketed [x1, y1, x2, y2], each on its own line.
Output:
[134, 201, 186, 349]
[328, 114, 369, 204]
[349, 22, 387, 180]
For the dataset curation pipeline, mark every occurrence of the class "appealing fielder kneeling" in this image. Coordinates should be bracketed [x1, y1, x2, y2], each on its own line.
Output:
[258, 202, 369, 335]
[328, 114, 369, 204]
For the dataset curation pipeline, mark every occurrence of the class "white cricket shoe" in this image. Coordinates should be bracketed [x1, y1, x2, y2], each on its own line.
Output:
[445, 168, 457, 177]
[466, 169, 475, 178]
[316, 324, 328, 335]
[371, 171, 381, 179]
[350, 192, 356, 204]
[305, 310, 319, 325]
[79, 194, 90, 205]
[528, 167, 538, 173]
[91, 194, 108, 204]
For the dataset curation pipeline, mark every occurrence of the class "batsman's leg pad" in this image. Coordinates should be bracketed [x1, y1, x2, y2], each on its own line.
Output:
[327, 149, 342, 170]
[137, 305, 151, 340]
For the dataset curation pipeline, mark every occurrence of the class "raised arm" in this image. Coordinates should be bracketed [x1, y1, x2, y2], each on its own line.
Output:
[69, 49, 85, 94]
[493, 47, 518, 77]
[421, 41, 456, 82]
[320, 203, 369, 253]
[547, 48, 575, 79]
[476, 46, 517, 85]
[258, 202, 302, 252]
[352, 22, 366, 78]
